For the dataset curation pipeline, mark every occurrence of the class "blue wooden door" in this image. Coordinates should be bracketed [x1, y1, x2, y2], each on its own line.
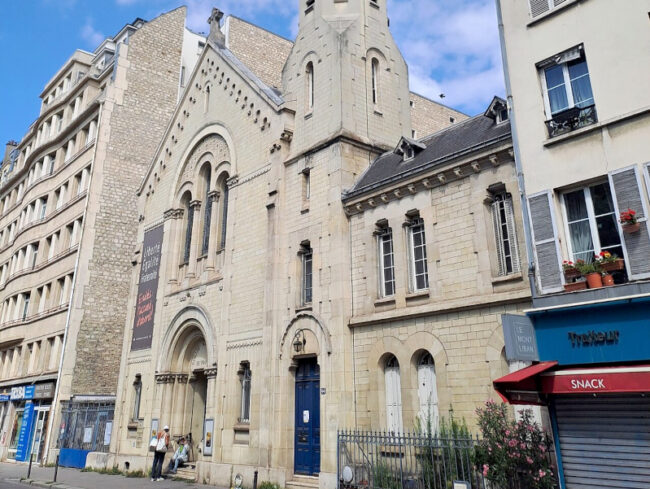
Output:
[294, 358, 320, 475]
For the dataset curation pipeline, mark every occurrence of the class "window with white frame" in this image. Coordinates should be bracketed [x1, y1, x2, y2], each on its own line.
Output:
[406, 217, 429, 292]
[300, 242, 313, 305]
[491, 192, 521, 276]
[376, 223, 395, 297]
[541, 47, 594, 117]
[239, 362, 251, 424]
[417, 352, 438, 433]
[384, 355, 403, 434]
[562, 182, 623, 264]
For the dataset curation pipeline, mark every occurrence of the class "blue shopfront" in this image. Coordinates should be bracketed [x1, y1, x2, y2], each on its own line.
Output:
[495, 297, 650, 489]
[4, 382, 54, 463]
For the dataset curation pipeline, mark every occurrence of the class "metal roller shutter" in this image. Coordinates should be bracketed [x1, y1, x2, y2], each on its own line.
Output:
[555, 395, 650, 489]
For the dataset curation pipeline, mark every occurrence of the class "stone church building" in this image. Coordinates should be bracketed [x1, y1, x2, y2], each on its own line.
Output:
[103, 1, 530, 487]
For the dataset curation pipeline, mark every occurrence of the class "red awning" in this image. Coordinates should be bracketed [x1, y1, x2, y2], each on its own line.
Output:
[493, 361, 558, 405]
[494, 363, 650, 405]
[540, 365, 650, 394]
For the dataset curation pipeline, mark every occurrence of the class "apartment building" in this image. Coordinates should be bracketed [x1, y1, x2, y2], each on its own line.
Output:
[0, 8, 203, 465]
[494, 1, 650, 488]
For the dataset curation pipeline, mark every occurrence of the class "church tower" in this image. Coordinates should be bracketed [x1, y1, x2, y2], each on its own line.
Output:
[282, 0, 412, 155]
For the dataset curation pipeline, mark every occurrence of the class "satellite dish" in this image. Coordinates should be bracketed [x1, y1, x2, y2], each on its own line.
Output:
[342, 466, 353, 483]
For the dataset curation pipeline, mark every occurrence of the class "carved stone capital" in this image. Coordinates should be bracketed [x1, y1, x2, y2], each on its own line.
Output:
[204, 367, 218, 378]
[155, 373, 176, 384]
[190, 199, 202, 209]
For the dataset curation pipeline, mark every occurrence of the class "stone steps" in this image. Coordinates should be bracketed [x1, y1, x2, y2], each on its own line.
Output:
[286, 475, 319, 489]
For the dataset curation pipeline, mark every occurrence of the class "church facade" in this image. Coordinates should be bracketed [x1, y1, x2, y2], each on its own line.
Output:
[102, 2, 530, 488]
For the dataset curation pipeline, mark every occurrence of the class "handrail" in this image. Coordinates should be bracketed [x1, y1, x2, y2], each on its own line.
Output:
[0, 245, 78, 292]
[0, 191, 87, 255]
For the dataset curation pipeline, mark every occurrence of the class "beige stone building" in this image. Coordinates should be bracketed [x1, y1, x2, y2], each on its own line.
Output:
[0, 7, 203, 465]
[494, 1, 650, 488]
[104, 2, 529, 487]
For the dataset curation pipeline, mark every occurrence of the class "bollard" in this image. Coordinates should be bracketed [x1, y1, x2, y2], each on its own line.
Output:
[27, 452, 34, 479]
[253, 470, 258, 489]
[54, 454, 60, 482]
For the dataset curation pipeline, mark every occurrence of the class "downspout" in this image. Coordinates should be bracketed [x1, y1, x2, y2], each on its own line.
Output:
[43, 100, 104, 464]
[495, 0, 537, 300]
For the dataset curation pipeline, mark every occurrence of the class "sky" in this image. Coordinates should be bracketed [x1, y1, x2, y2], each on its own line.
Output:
[0, 0, 505, 146]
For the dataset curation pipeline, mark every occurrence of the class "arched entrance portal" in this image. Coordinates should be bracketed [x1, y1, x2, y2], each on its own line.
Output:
[169, 326, 208, 450]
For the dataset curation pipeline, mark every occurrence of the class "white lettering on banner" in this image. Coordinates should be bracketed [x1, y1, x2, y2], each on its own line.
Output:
[570, 378, 606, 390]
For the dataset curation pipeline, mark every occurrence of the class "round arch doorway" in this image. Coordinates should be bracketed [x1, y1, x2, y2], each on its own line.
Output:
[169, 326, 208, 451]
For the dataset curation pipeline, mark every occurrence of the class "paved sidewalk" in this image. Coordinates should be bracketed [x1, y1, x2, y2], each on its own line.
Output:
[0, 462, 224, 489]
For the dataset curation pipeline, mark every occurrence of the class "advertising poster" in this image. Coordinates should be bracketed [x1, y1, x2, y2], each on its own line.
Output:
[131, 225, 164, 350]
[203, 419, 214, 456]
[15, 401, 35, 462]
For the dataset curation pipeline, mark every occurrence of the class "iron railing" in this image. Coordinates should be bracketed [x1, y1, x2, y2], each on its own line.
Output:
[337, 430, 487, 489]
[58, 401, 114, 453]
[545, 104, 597, 138]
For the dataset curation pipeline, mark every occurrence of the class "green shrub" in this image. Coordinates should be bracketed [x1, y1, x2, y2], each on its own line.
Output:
[258, 481, 282, 489]
[125, 470, 146, 478]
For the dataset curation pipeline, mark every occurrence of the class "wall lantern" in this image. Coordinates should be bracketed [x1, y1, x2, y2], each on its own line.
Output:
[293, 330, 306, 353]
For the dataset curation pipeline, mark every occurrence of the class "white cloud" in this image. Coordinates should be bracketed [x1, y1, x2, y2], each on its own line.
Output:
[80, 18, 105, 49]
[177, 0, 502, 114]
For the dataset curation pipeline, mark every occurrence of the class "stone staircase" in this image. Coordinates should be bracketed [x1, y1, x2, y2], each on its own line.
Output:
[170, 464, 197, 482]
[285, 475, 319, 489]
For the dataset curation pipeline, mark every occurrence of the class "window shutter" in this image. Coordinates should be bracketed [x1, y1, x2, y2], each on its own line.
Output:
[385, 367, 403, 434]
[553, 0, 567, 7]
[528, 191, 563, 293]
[491, 201, 507, 276]
[505, 197, 522, 274]
[529, 0, 551, 18]
[608, 166, 650, 280]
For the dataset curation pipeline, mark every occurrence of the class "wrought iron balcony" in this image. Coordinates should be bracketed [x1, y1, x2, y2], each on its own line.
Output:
[545, 104, 597, 138]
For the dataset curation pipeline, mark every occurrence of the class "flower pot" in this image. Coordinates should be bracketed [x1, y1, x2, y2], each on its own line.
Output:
[601, 259, 625, 272]
[622, 222, 640, 234]
[563, 268, 581, 279]
[586, 272, 603, 289]
[602, 274, 615, 286]
[564, 281, 587, 292]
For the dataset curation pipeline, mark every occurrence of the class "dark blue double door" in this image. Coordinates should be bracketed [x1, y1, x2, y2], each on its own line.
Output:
[294, 358, 320, 475]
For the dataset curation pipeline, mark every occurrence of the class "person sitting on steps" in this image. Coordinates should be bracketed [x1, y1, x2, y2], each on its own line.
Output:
[167, 437, 189, 474]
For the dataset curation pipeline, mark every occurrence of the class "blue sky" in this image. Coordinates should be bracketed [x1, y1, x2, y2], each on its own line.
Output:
[0, 0, 504, 146]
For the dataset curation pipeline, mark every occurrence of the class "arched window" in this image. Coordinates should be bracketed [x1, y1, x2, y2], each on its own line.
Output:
[204, 85, 210, 113]
[181, 191, 193, 264]
[306, 62, 314, 111]
[384, 354, 403, 433]
[217, 173, 230, 250]
[416, 352, 438, 432]
[371, 58, 380, 105]
[200, 165, 212, 256]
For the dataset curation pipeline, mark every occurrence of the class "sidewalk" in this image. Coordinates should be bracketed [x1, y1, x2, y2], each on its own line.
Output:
[0, 462, 223, 489]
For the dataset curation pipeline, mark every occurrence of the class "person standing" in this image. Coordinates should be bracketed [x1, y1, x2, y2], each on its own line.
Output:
[151, 425, 170, 481]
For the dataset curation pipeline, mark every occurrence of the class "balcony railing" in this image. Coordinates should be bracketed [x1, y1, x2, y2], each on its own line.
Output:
[545, 104, 597, 138]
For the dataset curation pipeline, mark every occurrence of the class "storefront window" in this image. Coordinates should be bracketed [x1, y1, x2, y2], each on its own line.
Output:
[8, 406, 24, 457]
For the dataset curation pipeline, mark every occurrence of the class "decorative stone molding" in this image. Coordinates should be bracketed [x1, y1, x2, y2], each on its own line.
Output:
[226, 339, 263, 351]
[204, 367, 218, 378]
[155, 373, 176, 384]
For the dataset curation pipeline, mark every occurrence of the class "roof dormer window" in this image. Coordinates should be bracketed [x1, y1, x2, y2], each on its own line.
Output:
[395, 137, 425, 162]
[485, 96, 509, 125]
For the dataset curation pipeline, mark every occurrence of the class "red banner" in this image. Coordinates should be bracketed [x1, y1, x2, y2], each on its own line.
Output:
[541, 366, 650, 394]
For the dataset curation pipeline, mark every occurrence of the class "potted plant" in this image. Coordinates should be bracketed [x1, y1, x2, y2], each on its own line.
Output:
[595, 251, 624, 272]
[564, 280, 587, 292]
[575, 260, 603, 289]
[602, 274, 615, 286]
[562, 260, 581, 279]
[619, 208, 640, 234]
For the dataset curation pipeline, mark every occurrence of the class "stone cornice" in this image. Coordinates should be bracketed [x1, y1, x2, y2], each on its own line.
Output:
[343, 144, 513, 216]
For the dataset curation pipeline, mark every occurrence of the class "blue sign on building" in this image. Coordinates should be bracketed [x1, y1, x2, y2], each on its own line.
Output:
[529, 297, 650, 366]
[0, 394, 9, 402]
[15, 401, 35, 462]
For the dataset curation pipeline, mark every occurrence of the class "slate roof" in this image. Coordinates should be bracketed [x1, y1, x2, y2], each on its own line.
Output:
[343, 109, 512, 200]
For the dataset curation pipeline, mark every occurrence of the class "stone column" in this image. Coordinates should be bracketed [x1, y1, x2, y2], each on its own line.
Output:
[205, 191, 220, 270]
[204, 367, 218, 459]
[187, 200, 201, 277]
[172, 374, 188, 437]
[157, 374, 176, 428]
[164, 209, 183, 284]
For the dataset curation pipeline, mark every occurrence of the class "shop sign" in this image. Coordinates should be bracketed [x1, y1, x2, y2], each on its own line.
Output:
[502, 314, 539, 361]
[568, 330, 619, 347]
[131, 225, 164, 351]
[15, 401, 35, 461]
[541, 366, 650, 394]
[34, 382, 55, 399]
[0, 394, 9, 402]
[11, 385, 35, 400]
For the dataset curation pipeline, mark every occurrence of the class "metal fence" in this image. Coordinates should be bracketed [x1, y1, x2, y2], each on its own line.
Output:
[58, 401, 114, 452]
[337, 430, 487, 489]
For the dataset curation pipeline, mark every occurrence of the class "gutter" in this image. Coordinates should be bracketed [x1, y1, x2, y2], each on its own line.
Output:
[495, 0, 538, 300]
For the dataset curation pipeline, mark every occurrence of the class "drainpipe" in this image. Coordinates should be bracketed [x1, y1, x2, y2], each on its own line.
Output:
[42, 100, 104, 464]
[495, 0, 538, 300]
